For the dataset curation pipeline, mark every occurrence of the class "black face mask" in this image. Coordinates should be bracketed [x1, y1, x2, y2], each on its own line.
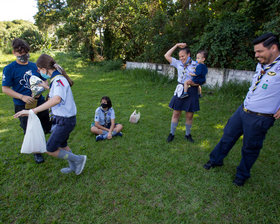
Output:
[17, 53, 30, 63]
[101, 103, 108, 108]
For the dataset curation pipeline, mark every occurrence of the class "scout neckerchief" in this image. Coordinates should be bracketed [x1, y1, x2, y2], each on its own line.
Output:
[50, 74, 64, 88]
[252, 56, 280, 92]
[101, 108, 109, 126]
[180, 57, 192, 82]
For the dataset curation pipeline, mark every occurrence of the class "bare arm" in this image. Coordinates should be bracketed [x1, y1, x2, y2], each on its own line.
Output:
[274, 108, 280, 119]
[164, 43, 187, 63]
[14, 95, 61, 118]
[2, 86, 35, 104]
[94, 121, 110, 132]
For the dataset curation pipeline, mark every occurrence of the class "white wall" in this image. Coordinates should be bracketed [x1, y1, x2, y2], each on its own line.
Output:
[126, 61, 255, 87]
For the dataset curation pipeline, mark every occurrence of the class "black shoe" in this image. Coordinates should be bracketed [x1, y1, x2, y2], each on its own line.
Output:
[167, 133, 174, 142]
[34, 153, 44, 164]
[233, 177, 246, 186]
[185, 134, 194, 143]
[203, 160, 223, 170]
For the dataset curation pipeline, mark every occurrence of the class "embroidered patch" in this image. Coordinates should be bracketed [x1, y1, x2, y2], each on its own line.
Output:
[56, 79, 64, 86]
[267, 71, 276, 76]
[262, 83, 268, 89]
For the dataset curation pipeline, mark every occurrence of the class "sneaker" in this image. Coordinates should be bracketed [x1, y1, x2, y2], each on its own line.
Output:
[203, 160, 223, 170]
[116, 132, 123, 137]
[60, 167, 73, 174]
[180, 93, 189, 99]
[34, 153, 44, 164]
[167, 133, 174, 142]
[75, 155, 87, 175]
[185, 134, 194, 143]
[233, 177, 246, 186]
[96, 135, 104, 142]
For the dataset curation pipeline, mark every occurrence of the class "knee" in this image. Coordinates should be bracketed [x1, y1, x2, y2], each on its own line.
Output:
[90, 126, 99, 134]
[116, 124, 123, 131]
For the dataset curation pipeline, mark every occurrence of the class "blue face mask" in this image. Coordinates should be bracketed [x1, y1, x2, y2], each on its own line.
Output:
[40, 71, 50, 80]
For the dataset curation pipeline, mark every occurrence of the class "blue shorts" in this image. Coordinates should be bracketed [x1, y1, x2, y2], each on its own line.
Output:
[47, 115, 76, 152]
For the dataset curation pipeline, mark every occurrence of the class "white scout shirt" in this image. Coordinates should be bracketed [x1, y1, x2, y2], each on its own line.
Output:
[49, 75, 77, 117]
[244, 55, 280, 114]
[94, 107, 115, 126]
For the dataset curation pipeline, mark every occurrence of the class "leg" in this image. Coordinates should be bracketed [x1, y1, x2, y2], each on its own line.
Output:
[206, 106, 244, 168]
[167, 110, 181, 142]
[185, 112, 194, 142]
[183, 80, 189, 93]
[235, 114, 275, 182]
[112, 124, 123, 137]
[181, 80, 191, 98]
[90, 126, 103, 135]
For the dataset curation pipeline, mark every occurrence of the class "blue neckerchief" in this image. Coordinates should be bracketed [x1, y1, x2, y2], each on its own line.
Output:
[181, 57, 192, 68]
[49, 70, 63, 88]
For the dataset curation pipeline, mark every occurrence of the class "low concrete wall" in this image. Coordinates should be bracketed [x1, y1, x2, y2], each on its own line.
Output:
[126, 61, 255, 87]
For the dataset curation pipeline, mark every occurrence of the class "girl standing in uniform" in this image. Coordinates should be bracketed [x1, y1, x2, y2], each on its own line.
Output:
[164, 43, 200, 143]
[14, 54, 87, 175]
[90, 96, 123, 142]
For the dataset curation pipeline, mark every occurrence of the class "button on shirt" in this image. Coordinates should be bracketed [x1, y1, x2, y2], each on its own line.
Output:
[171, 57, 197, 83]
[94, 107, 115, 126]
[49, 72, 77, 117]
[244, 55, 280, 114]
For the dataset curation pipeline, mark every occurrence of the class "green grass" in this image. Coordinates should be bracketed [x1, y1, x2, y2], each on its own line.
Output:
[1, 52, 280, 223]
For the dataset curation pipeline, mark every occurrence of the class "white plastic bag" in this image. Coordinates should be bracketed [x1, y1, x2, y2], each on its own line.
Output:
[21, 110, 47, 154]
[129, 110, 141, 123]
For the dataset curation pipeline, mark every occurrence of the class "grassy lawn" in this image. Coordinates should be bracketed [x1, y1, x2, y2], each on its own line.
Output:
[1, 52, 280, 223]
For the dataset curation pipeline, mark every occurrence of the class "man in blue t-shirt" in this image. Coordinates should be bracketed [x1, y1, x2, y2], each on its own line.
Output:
[1, 38, 51, 163]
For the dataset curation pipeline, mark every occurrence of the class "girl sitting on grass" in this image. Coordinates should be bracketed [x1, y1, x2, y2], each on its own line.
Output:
[90, 96, 123, 142]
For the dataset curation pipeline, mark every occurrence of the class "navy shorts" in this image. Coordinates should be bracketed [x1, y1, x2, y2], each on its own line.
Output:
[47, 115, 76, 152]
[169, 86, 200, 112]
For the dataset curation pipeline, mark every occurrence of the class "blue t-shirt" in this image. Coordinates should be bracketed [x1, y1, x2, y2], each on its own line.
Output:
[2, 61, 45, 106]
[192, 63, 208, 85]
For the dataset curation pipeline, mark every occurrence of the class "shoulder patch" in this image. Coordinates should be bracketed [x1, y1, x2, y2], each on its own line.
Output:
[56, 79, 64, 86]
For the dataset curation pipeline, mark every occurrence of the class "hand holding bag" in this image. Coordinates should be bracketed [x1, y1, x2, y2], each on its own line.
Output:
[21, 110, 47, 154]
[129, 110, 141, 123]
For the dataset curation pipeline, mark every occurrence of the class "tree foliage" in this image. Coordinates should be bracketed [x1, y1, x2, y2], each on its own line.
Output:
[1, 0, 279, 70]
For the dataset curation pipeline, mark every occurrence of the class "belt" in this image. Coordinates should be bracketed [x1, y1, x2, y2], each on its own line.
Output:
[243, 107, 274, 117]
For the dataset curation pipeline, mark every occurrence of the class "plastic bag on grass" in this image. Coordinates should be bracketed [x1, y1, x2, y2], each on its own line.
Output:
[129, 110, 140, 123]
[21, 110, 47, 154]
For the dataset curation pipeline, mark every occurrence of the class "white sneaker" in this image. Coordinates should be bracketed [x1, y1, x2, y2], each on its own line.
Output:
[75, 155, 87, 175]
[60, 167, 73, 174]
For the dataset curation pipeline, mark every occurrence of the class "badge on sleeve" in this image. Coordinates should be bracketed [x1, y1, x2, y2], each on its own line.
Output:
[267, 72, 276, 76]
[56, 79, 64, 86]
[262, 84, 268, 89]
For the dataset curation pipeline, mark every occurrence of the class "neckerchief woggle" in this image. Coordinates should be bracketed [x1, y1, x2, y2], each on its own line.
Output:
[252, 56, 280, 92]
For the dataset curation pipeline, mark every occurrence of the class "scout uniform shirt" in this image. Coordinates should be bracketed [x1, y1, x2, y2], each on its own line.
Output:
[244, 54, 280, 114]
[49, 71, 77, 117]
[94, 107, 115, 126]
[170, 57, 197, 84]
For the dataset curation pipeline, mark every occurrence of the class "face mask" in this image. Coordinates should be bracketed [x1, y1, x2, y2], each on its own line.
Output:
[101, 103, 108, 108]
[17, 53, 30, 63]
[40, 71, 50, 79]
